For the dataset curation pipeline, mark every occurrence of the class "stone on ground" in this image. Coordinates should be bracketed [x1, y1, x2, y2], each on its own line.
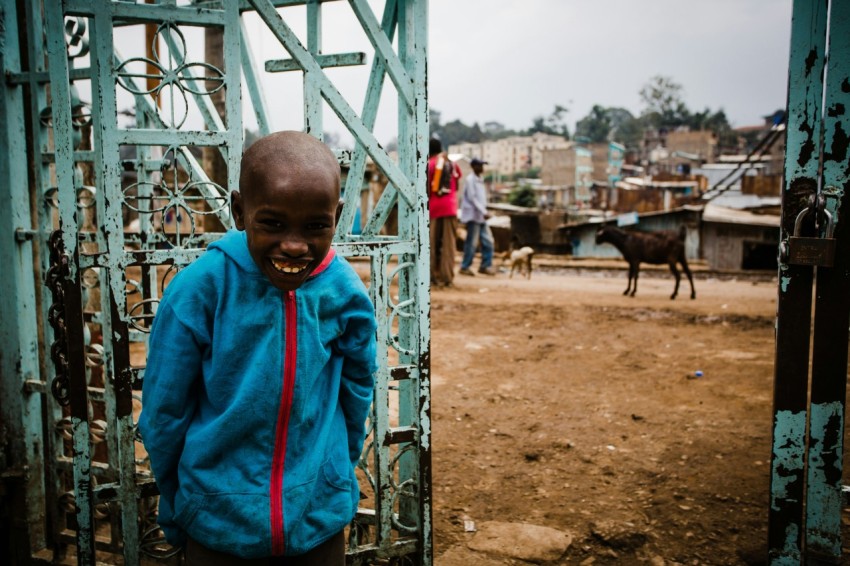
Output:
[466, 521, 572, 563]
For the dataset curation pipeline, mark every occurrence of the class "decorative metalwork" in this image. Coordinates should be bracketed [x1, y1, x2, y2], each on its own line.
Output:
[64, 17, 90, 59]
[3, 1, 430, 565]
[116, 23, 225, 129]
[46, 230, 72, 406]
[122, 146, 229, 248]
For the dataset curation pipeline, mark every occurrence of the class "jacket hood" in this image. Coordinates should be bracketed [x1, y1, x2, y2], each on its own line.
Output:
[207, 230, 260, 274]
[207, 230, 336, 281]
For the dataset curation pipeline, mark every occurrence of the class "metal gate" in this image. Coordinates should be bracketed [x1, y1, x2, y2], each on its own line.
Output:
[769, 0, 850, 564]
[0, 1, 431, 564]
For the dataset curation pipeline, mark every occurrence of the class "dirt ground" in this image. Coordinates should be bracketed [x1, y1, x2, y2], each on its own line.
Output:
[426, 260, 848, 565]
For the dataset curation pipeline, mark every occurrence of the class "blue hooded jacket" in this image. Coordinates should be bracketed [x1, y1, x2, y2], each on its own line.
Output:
[138, 230, 377, 557]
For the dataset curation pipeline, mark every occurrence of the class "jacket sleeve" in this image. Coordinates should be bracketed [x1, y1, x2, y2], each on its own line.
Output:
[138, 297, 207, 547]
[335, 291, 378, 468]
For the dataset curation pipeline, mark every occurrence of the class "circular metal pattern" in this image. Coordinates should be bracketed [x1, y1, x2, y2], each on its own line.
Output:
[115, 23, 225, 129]
[43, 186, 98, 210]
[63, 17, 89, 59]
[160, 263, 182, 289]
[139, 525, 181, 559]
[127, 299, 160, 333]
[55, 417, 74, 441]
[387, 261, 417, 356]
[120, 146, 228, 246]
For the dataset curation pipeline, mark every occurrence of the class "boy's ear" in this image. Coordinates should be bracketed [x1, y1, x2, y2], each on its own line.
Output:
[231, 190, 245, 230]
[335, 198, 344, 226]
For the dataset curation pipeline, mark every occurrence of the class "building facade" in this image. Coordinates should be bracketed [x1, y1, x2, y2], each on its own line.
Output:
[450, 132, 572, 176]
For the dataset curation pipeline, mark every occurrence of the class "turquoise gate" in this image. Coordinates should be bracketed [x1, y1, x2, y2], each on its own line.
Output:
[770, 0, 850, 564]
[0, 1, 431, 564]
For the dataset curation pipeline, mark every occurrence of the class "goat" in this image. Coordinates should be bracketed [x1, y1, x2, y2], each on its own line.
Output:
[500, 246, 535, 279]
[595, 225, 695, 300]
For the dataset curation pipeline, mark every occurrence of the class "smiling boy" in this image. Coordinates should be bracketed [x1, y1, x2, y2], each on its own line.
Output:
[139, 131, 378, 565]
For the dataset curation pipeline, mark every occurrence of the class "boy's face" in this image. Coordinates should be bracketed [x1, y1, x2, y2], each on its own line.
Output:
[232, 163, 341, 291]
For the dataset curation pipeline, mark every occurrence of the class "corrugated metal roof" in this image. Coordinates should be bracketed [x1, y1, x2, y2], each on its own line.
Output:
[616, 177, 698, 189]
[702, 203, 779, 227]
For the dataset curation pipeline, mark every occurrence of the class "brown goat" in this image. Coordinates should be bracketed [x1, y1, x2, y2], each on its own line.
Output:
[595, 225, 696, 300]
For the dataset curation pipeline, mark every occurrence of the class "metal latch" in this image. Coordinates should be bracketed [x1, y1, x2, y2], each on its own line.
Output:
[788, 204, 836, 267]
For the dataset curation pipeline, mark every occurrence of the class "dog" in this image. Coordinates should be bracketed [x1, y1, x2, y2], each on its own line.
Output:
[501, 246, 535, 279]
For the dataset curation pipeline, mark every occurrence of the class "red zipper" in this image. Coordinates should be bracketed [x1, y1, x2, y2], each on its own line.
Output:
[271, 290, 298, 555]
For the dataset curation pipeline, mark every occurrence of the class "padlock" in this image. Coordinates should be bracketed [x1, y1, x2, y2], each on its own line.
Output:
[788, 207, 836, 267]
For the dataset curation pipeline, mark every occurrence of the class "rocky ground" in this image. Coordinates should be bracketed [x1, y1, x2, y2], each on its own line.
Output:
[425, 261, 849, 565]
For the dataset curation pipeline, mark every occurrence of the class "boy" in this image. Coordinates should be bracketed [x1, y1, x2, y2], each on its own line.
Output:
[139, 131, 378, 565]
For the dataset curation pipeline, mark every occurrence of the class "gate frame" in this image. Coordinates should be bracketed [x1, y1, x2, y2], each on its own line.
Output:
[0, 1, 432, 564]
[769, 0, 850, 563]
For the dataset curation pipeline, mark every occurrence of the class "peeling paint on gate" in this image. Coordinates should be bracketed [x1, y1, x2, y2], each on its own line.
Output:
[3, 1, 432, 565]
[770, 1, 850, 564]
[770, 410, 806, 511]
[805, 402, 844, 552]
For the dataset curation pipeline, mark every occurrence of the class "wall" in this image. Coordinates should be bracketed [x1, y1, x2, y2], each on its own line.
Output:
[701, 222, 779, 271]
[588, 143, 610, 181]
[666, 130, 717, 163]
[741, 174, 782, 196]
[541, 147, 574, 186]
[450, 133, 571, 176]
[564, 210, 701, 259]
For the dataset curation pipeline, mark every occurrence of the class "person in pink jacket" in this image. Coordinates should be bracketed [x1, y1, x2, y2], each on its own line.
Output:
[427, 137, 462, 287]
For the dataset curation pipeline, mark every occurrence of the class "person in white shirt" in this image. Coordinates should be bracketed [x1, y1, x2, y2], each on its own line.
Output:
[458, 158, 496, 276]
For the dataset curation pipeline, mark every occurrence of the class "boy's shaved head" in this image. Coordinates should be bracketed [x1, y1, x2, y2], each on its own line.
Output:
[239, 130, 340, 201]
[231, 131, 343, 291]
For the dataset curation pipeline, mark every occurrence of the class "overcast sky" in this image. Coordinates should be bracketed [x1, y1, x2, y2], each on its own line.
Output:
[427, 0, 794, 134]
[114, 0, 794, 145]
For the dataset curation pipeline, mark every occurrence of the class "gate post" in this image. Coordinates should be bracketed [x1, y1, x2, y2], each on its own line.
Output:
[770, 1, 850, 563]
[0, 0, 48, 560]
[804, 0, 850, 560]
[769, 1, 826, 561]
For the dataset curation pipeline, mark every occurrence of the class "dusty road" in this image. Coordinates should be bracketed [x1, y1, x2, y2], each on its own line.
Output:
[426, 265, 845, 565]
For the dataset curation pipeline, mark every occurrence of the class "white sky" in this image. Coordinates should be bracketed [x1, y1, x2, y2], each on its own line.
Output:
[427, 0, 794, 133]
[111, 0, 794, 145]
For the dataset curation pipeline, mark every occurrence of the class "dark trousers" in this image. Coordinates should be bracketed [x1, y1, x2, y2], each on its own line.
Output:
[430, 215, 458, 287]
[184, 531, 345, 566]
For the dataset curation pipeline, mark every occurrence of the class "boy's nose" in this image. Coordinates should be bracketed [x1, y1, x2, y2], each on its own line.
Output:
[278, 238, 309, 257]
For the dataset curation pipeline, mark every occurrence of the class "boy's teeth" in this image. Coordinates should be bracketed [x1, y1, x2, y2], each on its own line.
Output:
[271, 259, 306, 274]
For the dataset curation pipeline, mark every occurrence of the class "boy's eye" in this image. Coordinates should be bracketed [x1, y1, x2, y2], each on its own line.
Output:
[307, 222, 331, 231]
[259, 219, 283, 228]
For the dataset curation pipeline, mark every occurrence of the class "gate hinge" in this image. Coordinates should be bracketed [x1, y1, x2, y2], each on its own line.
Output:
[23, 379, 46, 394]
[15, 228, 38, 242]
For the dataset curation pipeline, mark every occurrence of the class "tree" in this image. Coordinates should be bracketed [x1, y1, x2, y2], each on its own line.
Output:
[483, 121, 506, 137]
[546, 104, 570, 139]
[508, 184, 537, 208]
[613, 115, 645, 150]
[323, 130, 343, 149]
[574, 106, 644, 149]
[639, 75, 689, 129]
[440, 119, 483, 147]
[575, 105, 613, 143]
[526, 104, 570, 139]
[429, 108, 442, 138]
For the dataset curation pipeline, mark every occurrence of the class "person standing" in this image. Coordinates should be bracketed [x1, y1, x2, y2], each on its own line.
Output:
[139, 132, 377, 564]
[458, 158, 495, 276]
[428, 137, 461, 288]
